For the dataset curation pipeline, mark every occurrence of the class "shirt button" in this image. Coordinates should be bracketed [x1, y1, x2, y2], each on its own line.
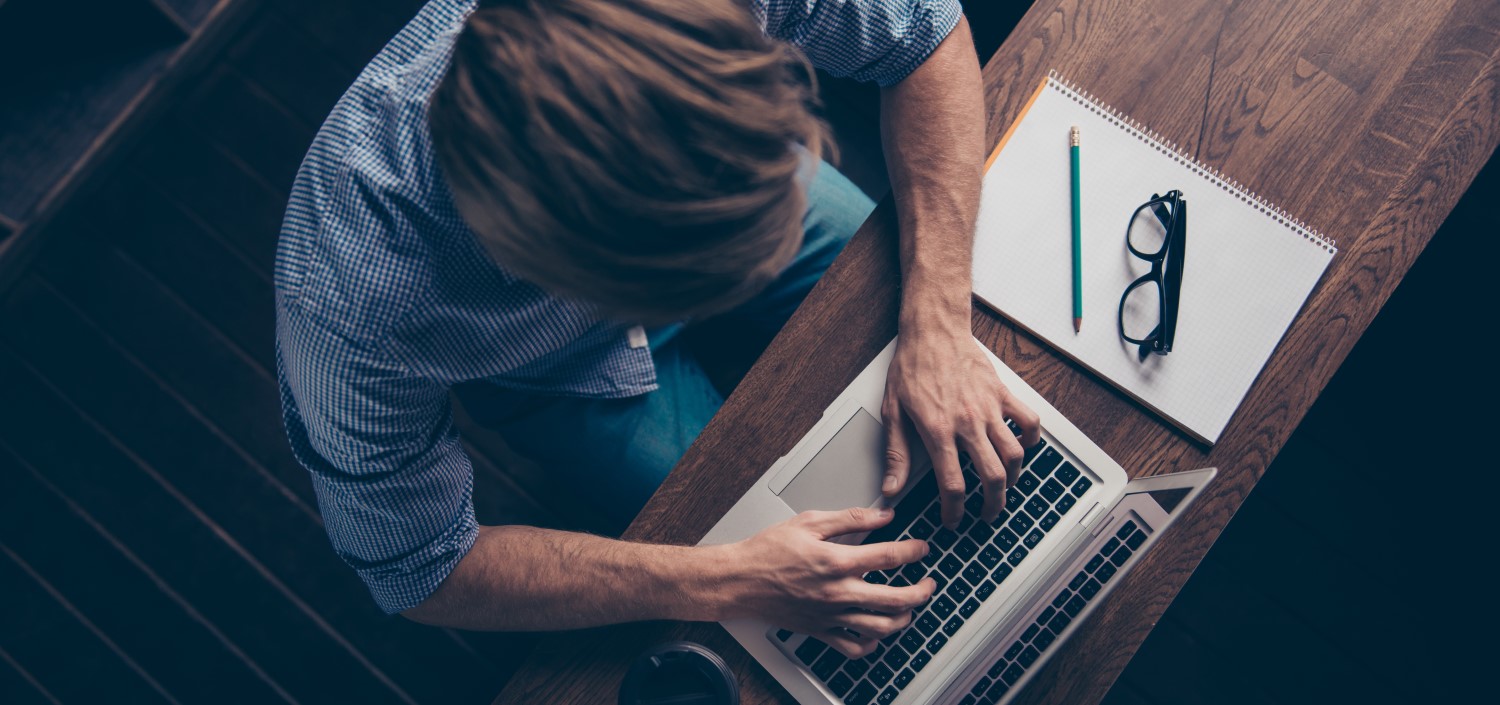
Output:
[626, 325, 648, 349]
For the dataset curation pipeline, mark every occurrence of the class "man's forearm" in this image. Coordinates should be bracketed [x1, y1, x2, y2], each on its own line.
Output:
[880, 16, 986, 332]
[403, 525, 734, 630]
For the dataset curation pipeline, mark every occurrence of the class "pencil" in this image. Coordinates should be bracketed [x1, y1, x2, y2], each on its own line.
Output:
[1070, 126, 1083, 333]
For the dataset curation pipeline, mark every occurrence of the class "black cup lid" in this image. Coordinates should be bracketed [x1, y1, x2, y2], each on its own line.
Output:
[618, 641, 738, 705]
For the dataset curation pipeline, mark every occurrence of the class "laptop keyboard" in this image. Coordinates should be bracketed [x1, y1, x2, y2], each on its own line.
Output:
[778, 427, 1096, 705]
[957, 519, 1149, 705]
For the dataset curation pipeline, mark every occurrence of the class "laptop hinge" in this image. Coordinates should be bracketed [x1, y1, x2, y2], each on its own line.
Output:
[1079, 502, 1107, 535]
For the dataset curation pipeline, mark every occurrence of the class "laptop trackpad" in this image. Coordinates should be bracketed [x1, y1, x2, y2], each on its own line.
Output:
[778, 409, 886, 514]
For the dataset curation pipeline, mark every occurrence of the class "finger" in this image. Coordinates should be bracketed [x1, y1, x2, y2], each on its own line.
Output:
[821, 630, 879, 659]
[1006, 391, 1043, 449]
[881, 398, 914, 497]
[829, 610, 913, 640]
[797, 506, 894, 540]
[988, 418, 1026, 487]
[847, 577, 937, 613]
[843, 538, 929, 573]
[963, 431, 1010, 523]
[918, 431, 965, 529]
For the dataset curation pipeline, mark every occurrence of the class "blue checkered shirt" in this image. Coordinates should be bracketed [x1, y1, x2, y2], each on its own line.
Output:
[275, 0, 963, 614]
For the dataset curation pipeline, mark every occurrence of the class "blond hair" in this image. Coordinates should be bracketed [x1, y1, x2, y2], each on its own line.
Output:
[430, 0, 829, 323]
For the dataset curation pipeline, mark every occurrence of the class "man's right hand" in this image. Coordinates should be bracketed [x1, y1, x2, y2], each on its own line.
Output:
[707, 507, 936, 658]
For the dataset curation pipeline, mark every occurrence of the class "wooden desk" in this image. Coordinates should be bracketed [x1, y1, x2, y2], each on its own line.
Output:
[495, 1, 1500, 703]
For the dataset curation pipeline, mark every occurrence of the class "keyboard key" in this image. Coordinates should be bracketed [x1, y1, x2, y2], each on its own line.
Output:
[955, 537, 980, 562]
[1001, 663, 1025, 686]
[797, 638, 828, 665]
[916, 612, 941, 636]
[1022, 439, 1047, 466]
[920, 547, 941, 568]
[1024, 528, 1045, 549]
[1024, 497, 1049, 520]
[1055, 494, 1077, 514]
[911, 649, 932, 672]
[889, 574, 911, 588]
[1008, 512, 1034, 535]
[963, 562, 987, 585]
[923, 503, 943, 527]
[993, 563, 1013, 583]
[1069, 571, 1088, 591]
[869, 663, 895, 687]
[1051, 591, 1070, 609]
[932, 595, 957, 619]
[1070, 476, 1093, 497]
[1126, 528, 1147, 550]
[1021, 623, 1040, 642]
[1018, 645, 1041, 668]
[942, 615, 964, 636]
[939, 555, 964, 578]
[901, 562, 927, 584]
[1111, 544, 1133, 566]
[945, 578, 972, 602]
[1036, 607, 1055, 627]
[1016, 472, 1041, 495]
[900, 630, 925, 654]
[929, 571, 949, 591]
[1005, 488, 1023, 513]
[846, 681, 878, 705]
[994, 527, 1020, 551]
[1115, 521, 1138, 539]
[932, 528, 959, 550]
[1080, 578, 1101, 599]
[1007, 545, 1029, 566]
[878, 687, 900, 705]
[864, 572, 884, 584]
[1049, 610, 1073, 633]
[909, 519, 935, 540]
[976, 579, 997, 601]
[845, 659, 869, 680]
[969, 520, 995, 543]
[828, 672, 855, 696]
[1102, 538, 1121, 555]
[1064, 594, 1088, 618]
[978, 545, 1003, 569]
[1097, 561, 1117, 583]
[1039, 511, 1061, 531]
[985, 679, 1011, 702]
[970, 676, 992, 698]
[894, 668, 915, 688]
[1033, 627, 1057, 651]
[1055, 461, 1080, 484]
[1004, 641, 1024, 661]
[883, 645, 910, 670]
[958, 697, 976, 705]
[960, 597, 981, 618]
[870, 644, 887, 661]
[1031, 447, 1064, 475]
[1039, 479, 1066, 502]
[1006, 418, 1020, 434]
[1085, 555, 1104, 573]
[928, 633, 949, 654]
[964, 492, 984, 515]
[812, 650, 844, 680]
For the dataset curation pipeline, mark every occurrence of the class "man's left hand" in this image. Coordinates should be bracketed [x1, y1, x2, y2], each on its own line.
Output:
[880, 325, 1041, 529]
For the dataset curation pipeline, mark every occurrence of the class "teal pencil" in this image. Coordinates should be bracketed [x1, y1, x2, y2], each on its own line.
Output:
[1070, 126, 1083, 333]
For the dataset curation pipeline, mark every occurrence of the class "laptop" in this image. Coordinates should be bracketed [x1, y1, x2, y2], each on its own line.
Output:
[700, 337, 1215, 705]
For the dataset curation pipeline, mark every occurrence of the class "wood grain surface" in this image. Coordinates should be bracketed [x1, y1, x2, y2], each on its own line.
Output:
[494, 1, 1500, 703]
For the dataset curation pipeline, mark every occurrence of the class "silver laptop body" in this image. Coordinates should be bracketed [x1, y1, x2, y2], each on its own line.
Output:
[701, 338, 1215, 705]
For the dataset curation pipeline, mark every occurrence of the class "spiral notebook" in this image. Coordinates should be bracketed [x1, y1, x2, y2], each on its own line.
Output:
[973, 72, 1336, 445]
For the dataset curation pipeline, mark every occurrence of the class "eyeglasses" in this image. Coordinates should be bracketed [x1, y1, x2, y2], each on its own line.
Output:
[1118, 190, 1186, 358]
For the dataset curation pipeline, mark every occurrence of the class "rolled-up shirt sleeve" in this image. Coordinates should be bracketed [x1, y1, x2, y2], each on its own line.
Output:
[757, 0, 964, 87]
[277, 302, 476, 615]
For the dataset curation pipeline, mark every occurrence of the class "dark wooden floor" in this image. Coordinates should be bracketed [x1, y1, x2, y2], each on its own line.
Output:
[0, 1, 1489, 703]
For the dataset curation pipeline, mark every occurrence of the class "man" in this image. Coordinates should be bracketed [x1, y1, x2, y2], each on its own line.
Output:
[277, 0, 1039, 658]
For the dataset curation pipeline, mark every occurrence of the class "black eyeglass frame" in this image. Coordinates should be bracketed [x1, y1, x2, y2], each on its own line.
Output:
[1118, 189, 1186, 356]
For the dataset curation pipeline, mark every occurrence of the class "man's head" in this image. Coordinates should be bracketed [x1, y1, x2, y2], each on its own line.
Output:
[430, 0, 828, 324]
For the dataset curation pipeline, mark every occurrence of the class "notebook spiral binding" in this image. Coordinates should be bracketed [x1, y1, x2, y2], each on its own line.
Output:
[1045, 70, 1337, 254]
